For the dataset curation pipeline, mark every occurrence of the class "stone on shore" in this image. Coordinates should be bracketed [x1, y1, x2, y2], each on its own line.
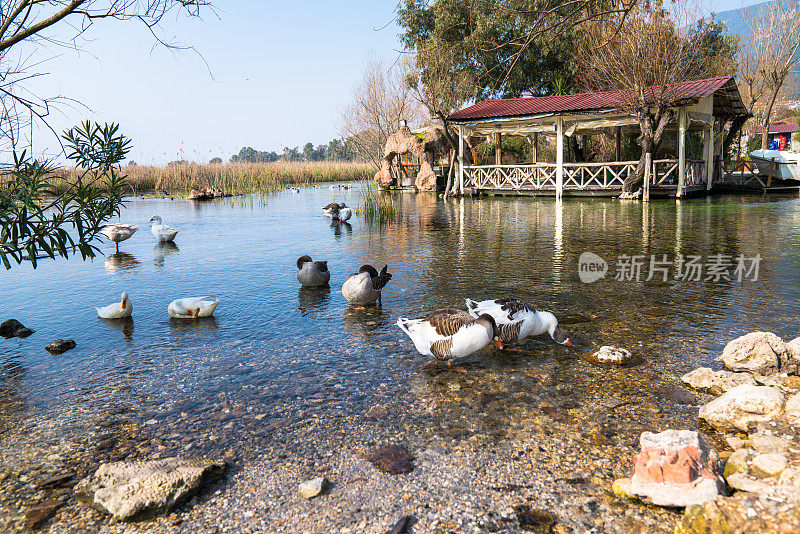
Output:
[0, 318, 34, 338]
[298, 476, 330, 499]
[751, 453, 787, 478]
[45, 339, 76, 354]
[75, 457, 226, 521]
[723, 448, 751, 479]
[750, 433, 789, 455]
[621, 429, 725, 507]
[785, 392, 800, 421]
[698, 385, 785, 432]
[719, 332, 790, 374]
[680, 367, 756, 396]
[587, 346, 632, 365]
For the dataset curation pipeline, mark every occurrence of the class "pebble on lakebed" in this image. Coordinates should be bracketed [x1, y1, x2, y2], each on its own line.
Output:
[587, 345, 632, 365]
[298, 476, 330, 499]
[365, 445, 415, 475]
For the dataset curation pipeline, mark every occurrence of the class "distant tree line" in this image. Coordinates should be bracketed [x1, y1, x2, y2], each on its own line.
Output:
[226, 136, 359, 164]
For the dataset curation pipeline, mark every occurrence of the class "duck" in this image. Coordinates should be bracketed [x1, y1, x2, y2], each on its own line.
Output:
[100, 224, 138, 252]
[168, 296, 219, 319]
[296, 255, 330, 287]
[396, 308, 503, 366]
[96, 292, 133, 319]
[342, 264, 391, 306]
[149, 216, 178, 242]
[465, 297, 573, 346]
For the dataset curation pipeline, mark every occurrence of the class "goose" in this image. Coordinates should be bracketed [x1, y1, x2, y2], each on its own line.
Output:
[329, 185, 338, 190]
[96, 292, 133, 319]
[342, 264, 391, 306]
[296, 255, 330, 287]
[100, 224, 138, 252]
[168, 296, 219, 319]
[465, 297, 573, 346]
[288, 187, 300, 193]
[397, 308, 503, 366]
[322, 202, 342, 218]
[337, 204, 352, 221]
[149, 216, 178, 242]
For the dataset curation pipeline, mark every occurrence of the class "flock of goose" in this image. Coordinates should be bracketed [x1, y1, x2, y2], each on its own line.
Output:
[95, 193, 572, 370]
[96, 216, 219, 320]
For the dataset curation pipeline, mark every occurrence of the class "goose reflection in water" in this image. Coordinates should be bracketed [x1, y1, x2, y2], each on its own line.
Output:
[330, 219, 352, 237]
[99, 317, 134, 341]
[153, 241, 179, 268]
[168, 316, 219, 331]
[298, 286, 331, 315]
[342, 304, 390, 335]
[104, 252, 140, 272]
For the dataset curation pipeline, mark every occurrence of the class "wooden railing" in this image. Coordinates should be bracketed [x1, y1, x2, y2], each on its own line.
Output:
[464, 159, 708, 191]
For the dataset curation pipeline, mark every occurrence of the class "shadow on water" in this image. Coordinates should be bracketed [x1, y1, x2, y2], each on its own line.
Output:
[298, 286, 331, 315]
[104, 252, 140, 272]
[153, 241, 179, 268]
[98, 317, 134, 341]
[342, 305, 391, 335]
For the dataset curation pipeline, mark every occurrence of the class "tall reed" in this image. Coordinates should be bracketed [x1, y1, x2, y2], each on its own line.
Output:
[356, 179, 396, 224]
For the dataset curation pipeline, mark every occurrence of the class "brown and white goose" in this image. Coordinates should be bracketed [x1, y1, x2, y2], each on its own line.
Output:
[465, 297, 572, 346]
[396, 308, 503, 365]
[296, 255, 330, 287]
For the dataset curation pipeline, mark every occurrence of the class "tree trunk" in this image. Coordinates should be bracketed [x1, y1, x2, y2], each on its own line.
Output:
[443, 150, 455, 198]
[761, 88, 781, 150]
[625, 108, 674, 193]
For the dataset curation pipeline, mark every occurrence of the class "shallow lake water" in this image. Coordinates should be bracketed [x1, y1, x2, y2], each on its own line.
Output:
[2, 186, 800, 528]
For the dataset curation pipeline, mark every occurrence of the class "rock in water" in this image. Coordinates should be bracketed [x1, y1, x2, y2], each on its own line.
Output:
[698, 385, 785, 432]
[680, 367, 756, 396]
[618, 429, 725, 507]
[365, 445, 415, 475]
[45, 339, 76, 354]
[719, 332, 791, 375]
[75, 457, 226, 521]
[298, 476, 330, 499]
[0, 318, 34, 338]
[587, 346, 632, 365]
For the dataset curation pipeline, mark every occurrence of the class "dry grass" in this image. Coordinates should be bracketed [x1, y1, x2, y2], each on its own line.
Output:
[51, 161, 375, 195]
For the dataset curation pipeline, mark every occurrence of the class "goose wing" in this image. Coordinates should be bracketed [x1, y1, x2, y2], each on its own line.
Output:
[466, 297, 534, 323]
[424, 308, 475, 336]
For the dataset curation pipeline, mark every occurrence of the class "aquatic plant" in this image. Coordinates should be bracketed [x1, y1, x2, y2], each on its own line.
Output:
[356, 179, 396, 224]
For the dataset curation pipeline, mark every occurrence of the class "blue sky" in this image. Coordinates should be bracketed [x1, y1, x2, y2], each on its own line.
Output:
[26, 0, 760, 164]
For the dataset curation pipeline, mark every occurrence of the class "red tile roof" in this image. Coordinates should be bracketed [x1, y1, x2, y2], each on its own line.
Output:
[448, 76, 735, 122]
[753, 122, 797, 134]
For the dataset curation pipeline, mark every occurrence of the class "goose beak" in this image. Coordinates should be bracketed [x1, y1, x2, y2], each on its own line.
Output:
[494, 338, 504, 349]
[194, 308, 200, 319]
[121, 300, 126, 309]
[564, 339, 574, 347]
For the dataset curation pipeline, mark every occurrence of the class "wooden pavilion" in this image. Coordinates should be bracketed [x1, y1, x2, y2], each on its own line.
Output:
[446, 76, 750, 198]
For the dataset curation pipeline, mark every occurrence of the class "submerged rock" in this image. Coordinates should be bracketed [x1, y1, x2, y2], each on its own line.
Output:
[45, 339, 76, 354]
[513, 504, 556, 532]
[677, 496, 800, 533]
[719, 332, 791, 375]
[587, 346, 632, 365]
[24, 500, 62, 530]
[698, 385, 785, 432]
[298, 476, 330, 499]
[680, 367, 756, 396]
[622, 429, 724, 507]
[0, 318, 34, 338]
[75, 457, 226, 521]
[365, 445, 415, 475]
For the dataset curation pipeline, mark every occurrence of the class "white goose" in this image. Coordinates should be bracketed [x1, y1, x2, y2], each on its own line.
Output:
[337, 205, 352, 221]
[100, 224, 138, 252]
[96, 292, 133, 319]
[168, 296, 219, 319]
[465, 297, 573, 346]
[322, 202, 341, 218]
[397, 308, 502, 365]
[149, 216, 178, 242]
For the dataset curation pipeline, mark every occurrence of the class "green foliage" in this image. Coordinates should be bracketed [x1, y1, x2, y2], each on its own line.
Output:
[685, 17, 739, 78]
[356, 180, 396, 224]
[230, 147, 279, 163]
[746, 134, 763, 156]
[303, 142, 327, 161]
[0, 121, 130, 269]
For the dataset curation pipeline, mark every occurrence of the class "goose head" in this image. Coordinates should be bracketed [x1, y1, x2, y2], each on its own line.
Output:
[475, 313, 503, 349]
[541, 311, 573, 346]
[149, 216, 162, 225]
[339, 202, 347, 208]
[297, 255, 313, 270]
[121, 292, 130, 309]
[359, 264, 379, 278]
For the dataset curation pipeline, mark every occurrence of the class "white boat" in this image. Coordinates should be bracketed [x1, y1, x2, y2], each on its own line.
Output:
[749, 150, 800, 180]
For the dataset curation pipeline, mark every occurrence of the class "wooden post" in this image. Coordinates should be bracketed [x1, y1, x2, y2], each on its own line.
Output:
[556, 118, 564, 199]
[704, 125, 714, 191]
[533, 132, 538, 163]
[644, 151, 651, 202]
[677, 107, 687, 198]
[494, 132, 502, 165]
[615, 126, 622, 161]
[458, 125, 465, 194]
